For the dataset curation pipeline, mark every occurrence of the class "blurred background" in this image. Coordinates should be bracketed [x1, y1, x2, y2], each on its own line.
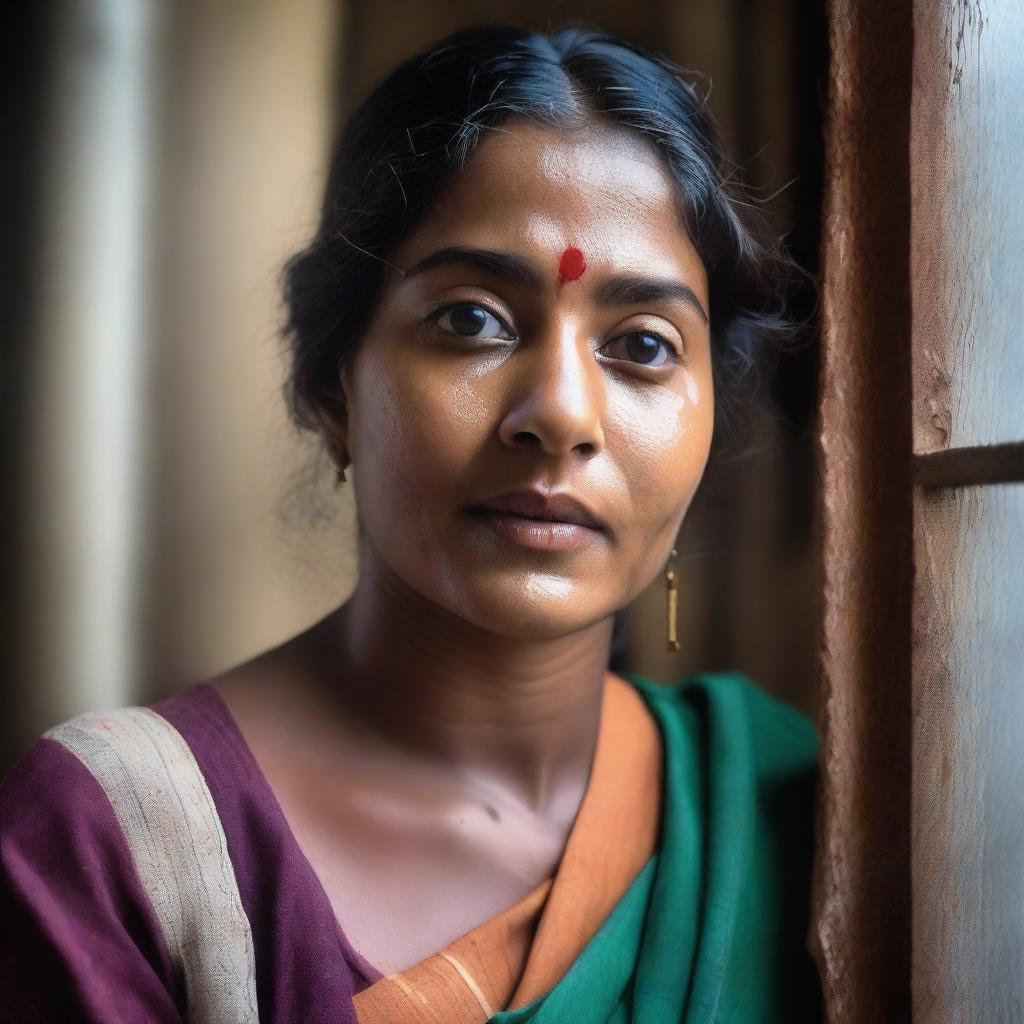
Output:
[1, 0, 826, 771]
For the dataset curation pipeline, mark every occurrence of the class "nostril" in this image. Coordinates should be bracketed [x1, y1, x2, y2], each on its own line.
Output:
[512, 431, 541, 447]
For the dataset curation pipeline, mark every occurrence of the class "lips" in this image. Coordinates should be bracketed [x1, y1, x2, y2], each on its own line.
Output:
[467, 489, 607, 532]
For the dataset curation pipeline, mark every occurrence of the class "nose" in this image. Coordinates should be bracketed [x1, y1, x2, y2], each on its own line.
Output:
[497, 320, 606, 458]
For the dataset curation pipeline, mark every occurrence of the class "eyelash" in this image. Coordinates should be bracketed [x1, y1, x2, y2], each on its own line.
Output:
[424, 302, 682, 366]
[425, 301, 517, 340]
[611, 333, 682, 364]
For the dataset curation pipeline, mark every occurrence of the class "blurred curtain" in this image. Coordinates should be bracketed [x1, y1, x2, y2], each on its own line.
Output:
[19, 0, 159, 738]
[5, 0, 354, 768]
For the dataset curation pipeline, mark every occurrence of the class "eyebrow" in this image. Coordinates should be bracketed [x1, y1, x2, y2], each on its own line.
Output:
[402, 246, 708, 324]
[596, 275, 708, 325]
[402, 247, 542, 289]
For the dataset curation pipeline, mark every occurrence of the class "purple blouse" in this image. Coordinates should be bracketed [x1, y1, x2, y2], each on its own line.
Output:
[0, 682, 383, 1022]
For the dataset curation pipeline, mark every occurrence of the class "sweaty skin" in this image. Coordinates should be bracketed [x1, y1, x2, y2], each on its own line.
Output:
[212, 120, 715, 974]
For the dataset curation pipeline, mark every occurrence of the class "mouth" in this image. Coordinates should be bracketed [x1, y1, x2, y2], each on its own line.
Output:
[465, 489, 607, 552]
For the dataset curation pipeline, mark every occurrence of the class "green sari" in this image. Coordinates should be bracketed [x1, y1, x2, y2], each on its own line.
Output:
[354, 671, 820, 1023]
[491, 672, 821, 1023]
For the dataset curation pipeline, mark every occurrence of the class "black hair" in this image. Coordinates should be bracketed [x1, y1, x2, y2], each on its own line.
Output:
[282, 23, 806, 454]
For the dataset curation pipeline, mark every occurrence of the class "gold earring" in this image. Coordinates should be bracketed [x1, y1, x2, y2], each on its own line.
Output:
[666, 548, 680, 652]
[334, 449, 349, 487]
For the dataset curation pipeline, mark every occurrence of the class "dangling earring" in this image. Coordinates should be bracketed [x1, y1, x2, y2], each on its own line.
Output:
[333, 448, 349, 488]
[666, 548, 681, 652]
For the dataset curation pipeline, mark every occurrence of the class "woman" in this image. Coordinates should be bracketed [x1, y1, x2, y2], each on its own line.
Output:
[0, 24, 820, 1023]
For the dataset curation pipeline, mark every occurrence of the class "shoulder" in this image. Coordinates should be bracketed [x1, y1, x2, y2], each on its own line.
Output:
[1, 702, 195, 842]
[625, 669, 820, 848]
[1, 696, 260, 1020]
[627, 669, 818, 780]
[0, 711, 188, 1019]
[11, 694, 252, 914]
[625, 672, 822, 1016]
[0, 697, 220, 900]
[634, 671, 820, 911]
[4, 695, 221, 837]
[0, 718, 131, 860]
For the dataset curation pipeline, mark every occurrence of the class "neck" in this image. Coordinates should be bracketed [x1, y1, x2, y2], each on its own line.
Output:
[317, 548, 615, 816]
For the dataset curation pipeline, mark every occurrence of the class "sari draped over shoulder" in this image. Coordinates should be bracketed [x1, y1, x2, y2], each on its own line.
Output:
[353, 672, 822, 1023]
[0, 671, 820, 1023]
[353, 672, 663, 1022]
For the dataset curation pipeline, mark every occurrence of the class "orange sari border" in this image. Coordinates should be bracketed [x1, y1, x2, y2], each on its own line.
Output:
[353, 672, 663, 1024]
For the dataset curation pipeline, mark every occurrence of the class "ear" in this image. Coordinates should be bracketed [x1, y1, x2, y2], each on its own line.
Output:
[320, 412, 349, 472]
[318, 363, 353, 471]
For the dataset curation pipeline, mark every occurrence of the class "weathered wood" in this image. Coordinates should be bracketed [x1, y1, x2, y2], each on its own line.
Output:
[910, 3, 1024, 1020]
[914, 441, 1024, 489]
[912, 483, 1024, 1024]
[813, 1, 914, 1021]
[911, 0, 1024, 453]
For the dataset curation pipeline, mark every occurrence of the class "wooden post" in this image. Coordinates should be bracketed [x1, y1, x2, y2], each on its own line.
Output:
[812, 1, 915, 1020]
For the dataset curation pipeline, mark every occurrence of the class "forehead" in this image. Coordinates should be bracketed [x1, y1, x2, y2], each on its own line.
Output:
[394, 120, 706, 291]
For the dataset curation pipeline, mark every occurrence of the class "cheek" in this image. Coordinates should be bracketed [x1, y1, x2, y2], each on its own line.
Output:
[605, 376, 712, 599]
[609, 369, 714, 516]
[349, 348, 492, 507]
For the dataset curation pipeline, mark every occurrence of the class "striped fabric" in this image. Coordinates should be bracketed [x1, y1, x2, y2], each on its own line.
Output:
[47, 706, 259, 1023]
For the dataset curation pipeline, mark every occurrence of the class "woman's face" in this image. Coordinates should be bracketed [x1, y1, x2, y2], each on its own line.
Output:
[338, 120, 714, 639]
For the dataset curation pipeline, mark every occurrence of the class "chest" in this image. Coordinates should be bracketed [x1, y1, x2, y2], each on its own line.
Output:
[248, 732, 572, 975]
[292, 802, 560, 974]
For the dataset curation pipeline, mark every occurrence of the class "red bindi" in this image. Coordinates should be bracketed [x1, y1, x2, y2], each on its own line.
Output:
[557, 246, 586, 286]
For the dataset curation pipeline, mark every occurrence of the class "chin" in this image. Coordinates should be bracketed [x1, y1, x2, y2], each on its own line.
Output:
[441, 577, 613, 642]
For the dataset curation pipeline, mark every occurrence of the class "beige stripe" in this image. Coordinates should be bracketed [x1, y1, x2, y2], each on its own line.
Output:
[438, 951, 496, 1017]
[48, 706, 259, 1023]
[390, 974, 445, 1023]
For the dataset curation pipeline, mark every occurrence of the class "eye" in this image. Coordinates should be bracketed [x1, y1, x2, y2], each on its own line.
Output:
[601, 330, 680, 368]
[428, 302, 515, 341]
